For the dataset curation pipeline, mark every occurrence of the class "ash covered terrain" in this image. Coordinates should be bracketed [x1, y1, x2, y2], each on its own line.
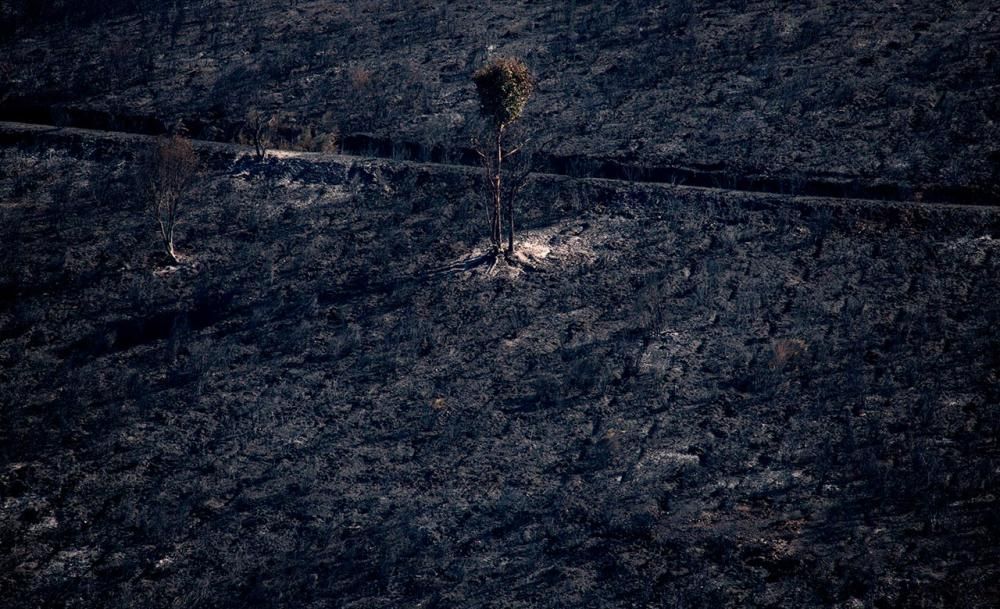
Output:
[2, 1, 1000, 198]
[2, 125, 999, 608]
[1, 2, 1000, 608]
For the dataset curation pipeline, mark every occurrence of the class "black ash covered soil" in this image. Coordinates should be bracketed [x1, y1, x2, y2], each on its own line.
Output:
[2, 1, 999, 199]
[1, 128, 999, 607]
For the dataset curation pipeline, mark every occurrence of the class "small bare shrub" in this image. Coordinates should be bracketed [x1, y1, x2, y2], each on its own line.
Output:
[770, 338, 808, 370]
[349, 66, 372, 90]
[140, 135, 198, 264]
[242, 109, 275, 161]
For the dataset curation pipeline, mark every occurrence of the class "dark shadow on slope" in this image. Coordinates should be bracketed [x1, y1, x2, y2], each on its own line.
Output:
[58, 291, 235, 359]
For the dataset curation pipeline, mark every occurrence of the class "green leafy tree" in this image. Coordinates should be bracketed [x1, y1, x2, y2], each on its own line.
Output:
[473, 57, 534, 256]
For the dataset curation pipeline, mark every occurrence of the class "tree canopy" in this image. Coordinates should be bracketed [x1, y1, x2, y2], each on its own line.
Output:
[473, 57, 534, 130]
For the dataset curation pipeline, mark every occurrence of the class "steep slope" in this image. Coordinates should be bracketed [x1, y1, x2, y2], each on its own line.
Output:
[1, 125, 999, 607]
[2, 1, 999, 198]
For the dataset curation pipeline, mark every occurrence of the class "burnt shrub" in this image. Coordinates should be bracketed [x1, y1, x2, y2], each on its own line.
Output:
[139, 135, 198, 264]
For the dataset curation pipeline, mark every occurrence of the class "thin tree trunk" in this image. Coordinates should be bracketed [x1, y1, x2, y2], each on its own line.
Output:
[161, 222, 178, 264]
[255, 123, 265, 160]
[493, 127, 503, 253]
[507, 197, 514, 255]
[164, 217, 178, 264]
[158, 196, 179, 264]
[492, 183, 501, 251]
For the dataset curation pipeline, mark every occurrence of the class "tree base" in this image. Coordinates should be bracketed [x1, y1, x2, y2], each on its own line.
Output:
[480, 247, 542, 275]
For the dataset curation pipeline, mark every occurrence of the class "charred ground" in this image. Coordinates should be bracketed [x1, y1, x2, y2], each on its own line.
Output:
[2, 1, 1000, 200]
[1, 125, 999, 607]
[2, 1, 1000, 606]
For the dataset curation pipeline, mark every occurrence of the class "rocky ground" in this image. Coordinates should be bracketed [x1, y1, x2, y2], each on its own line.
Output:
[1, 124, 999, 607]
[2, 0, 999, 198]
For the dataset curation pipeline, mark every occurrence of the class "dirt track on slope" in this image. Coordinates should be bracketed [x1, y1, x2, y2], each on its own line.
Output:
[3, 119, 999, 211]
